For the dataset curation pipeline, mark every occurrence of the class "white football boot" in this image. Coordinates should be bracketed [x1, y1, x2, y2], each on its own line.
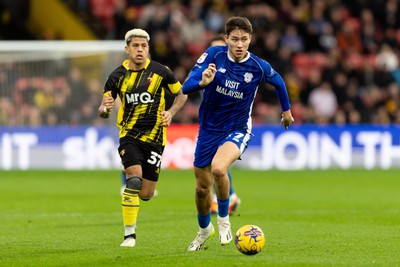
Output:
[120, 233, 136, 247]
[217, 215, 232, 245]
[187, 223, 215, 251]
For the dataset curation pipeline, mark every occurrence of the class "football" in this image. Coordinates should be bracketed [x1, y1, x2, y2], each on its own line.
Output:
[234, 225, 266, 255]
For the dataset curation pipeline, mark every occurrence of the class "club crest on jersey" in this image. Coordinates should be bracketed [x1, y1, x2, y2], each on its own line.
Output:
[218, 68, 226, 73]
[147, 77, 153, 84]
[244, 72, 253, 83]
[197, 53, 208, 64]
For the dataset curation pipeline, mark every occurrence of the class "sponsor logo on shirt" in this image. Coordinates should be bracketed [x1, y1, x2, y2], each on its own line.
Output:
[216, 86, 243, 99]
[215, 79, 243, 99]
[197, 53, 208, 64]
[126, 92, 155, 105]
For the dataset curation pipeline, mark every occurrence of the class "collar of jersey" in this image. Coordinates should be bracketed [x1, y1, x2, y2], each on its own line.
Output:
[122, 58, 150, 71]
[227, 51, 250, 63]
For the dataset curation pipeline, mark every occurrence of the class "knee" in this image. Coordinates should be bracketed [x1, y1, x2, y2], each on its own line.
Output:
[139, 196, 151, 201]
[195, 186, 210, 198]
[139, 191, 155, 201]
[126, 176, 142, 190]
[210, 165, 227, 179]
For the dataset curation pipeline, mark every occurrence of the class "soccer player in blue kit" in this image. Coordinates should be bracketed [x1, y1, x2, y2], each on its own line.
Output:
[183, 16, 294, 251]
[208, 34, 241, 215]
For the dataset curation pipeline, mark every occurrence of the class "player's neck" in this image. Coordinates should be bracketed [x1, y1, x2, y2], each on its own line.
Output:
[228, 51, 248, 62]
[128, 60, 147, 71]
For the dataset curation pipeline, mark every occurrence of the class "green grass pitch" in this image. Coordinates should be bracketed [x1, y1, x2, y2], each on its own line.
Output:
[1, 169, 399, 267]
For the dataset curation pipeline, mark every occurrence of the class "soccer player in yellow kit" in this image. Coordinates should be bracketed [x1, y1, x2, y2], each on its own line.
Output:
[98, 28, 187, 248]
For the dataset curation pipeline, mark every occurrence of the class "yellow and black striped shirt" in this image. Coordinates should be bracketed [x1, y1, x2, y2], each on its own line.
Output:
[103, 59, 181, 146]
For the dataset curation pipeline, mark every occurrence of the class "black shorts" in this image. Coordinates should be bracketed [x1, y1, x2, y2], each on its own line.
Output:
[118, 137, 164, 182]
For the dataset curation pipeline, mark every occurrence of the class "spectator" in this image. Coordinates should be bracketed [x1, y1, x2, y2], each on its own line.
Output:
[375, 43, 399, 72]
[308, 81, 338, 123]
[180, 9, 207, 56]
[336, 20, 363, 55]
[203, 2, 227, 33]
[280, 24, 304, 53]
[359, 8, 381, 55]
[319, 23, 337, 52]
[305, 2, 330, 51]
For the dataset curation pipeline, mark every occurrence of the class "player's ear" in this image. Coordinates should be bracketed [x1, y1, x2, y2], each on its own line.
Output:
[125, 45, 129, 54]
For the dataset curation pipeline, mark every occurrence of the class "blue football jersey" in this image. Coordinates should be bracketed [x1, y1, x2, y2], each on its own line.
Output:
[182, 45, 290, 133]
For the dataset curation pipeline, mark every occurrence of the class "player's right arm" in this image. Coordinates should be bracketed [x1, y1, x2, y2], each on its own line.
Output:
[98, 91, 114, 119]
[182, 47, 217, 94]
[99, 68, 121, 119]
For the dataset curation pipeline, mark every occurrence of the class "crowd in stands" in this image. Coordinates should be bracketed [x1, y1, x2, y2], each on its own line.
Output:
[0, 60, 107, 126]
[1, 0, 400, 126]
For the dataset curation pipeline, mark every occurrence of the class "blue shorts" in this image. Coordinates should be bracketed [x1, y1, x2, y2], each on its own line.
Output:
[194, 128, 252, 168]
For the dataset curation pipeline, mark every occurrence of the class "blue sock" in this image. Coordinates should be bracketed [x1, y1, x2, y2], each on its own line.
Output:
[121, 172, 127, 186]
[198, 213, 211, 228]
[228, 171, 234, 196]
[217, 198, 229, 217]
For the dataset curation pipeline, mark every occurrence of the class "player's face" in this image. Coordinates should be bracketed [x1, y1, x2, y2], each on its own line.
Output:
[125, 37, 149, 69]
[226, 29, 251, 61]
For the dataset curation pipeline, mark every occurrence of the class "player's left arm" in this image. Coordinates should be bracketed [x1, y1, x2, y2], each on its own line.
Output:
[160, 69, 188, 127]
[161, 89, 187, 127]
[264, 63, 294, 129]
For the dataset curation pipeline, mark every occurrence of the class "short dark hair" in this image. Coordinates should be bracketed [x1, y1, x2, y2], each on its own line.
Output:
[225, 16, 253, 36]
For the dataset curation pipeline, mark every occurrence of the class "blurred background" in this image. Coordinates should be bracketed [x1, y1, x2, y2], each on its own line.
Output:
[1, 0, 400, 125]
[0, 0, 399, 170]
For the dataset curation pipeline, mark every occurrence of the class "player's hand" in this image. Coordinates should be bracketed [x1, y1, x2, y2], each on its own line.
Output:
[160, 110, 173, 127]
[200, 63, 216, 87]
[281, 110, 294, 130]
[104, 91, 114, 113]
[99, 91, 114, 118]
